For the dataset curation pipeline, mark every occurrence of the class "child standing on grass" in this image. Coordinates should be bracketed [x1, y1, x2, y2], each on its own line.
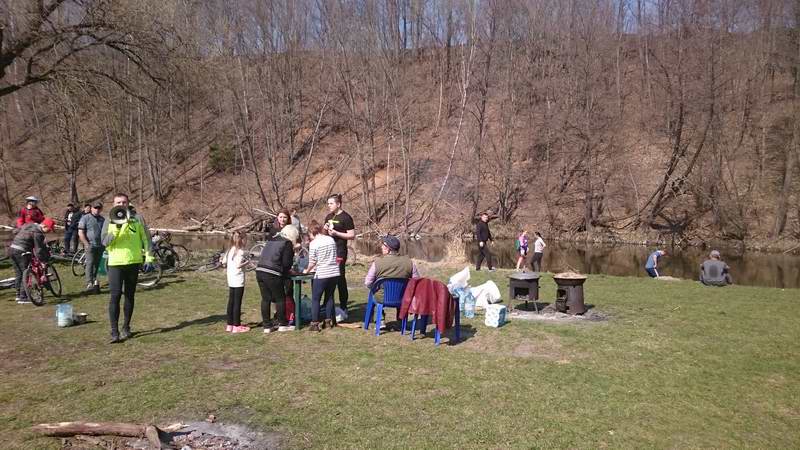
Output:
[515, 230, 529, 271]
[222, 231, 249, 333]
[304, 220, 340, 332]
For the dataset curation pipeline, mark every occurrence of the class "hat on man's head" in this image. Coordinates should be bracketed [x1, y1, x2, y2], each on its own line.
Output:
[710, 250, 721, 258]
[92, 201, 103, 208]
[41, 218, 55, 230]
[381, 235, 401, 251]
[25, 196, 39, 203]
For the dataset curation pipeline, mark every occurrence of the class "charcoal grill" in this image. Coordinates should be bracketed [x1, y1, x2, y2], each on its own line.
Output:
[508, 272, 541, 313]
[553, 275, 587, 315]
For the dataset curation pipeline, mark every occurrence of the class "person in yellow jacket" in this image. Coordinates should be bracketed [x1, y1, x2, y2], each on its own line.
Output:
[101, 193, 154, 343]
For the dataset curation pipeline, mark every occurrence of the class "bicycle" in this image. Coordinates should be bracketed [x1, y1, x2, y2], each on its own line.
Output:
[196, 251, 223, 272]
[137, 261, 162, 288]
[152, 231, 191, 270]
[21, 253, 61, 306]
[71, 248, 86, 277]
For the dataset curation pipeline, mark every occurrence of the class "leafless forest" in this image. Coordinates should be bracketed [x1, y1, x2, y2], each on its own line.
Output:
[1, 0, 799, 245]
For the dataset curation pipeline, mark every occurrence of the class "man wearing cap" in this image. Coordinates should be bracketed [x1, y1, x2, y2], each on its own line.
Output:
[16, 196, 45, 228]
[364, 235, 421, 289]
[78, 202, 106, 294]
[700, 250, 733, 286]
[7, 218, 55, 303]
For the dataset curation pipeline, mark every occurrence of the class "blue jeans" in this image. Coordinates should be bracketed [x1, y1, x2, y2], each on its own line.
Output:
[312, 276, 337, 322]
[645, 268, 658, 278]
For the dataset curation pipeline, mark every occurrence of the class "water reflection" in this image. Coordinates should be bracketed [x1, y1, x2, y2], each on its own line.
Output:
[168, 235, 800, 289]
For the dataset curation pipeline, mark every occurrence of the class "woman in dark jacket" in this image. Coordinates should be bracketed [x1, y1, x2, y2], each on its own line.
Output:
[256, 225, 299, 332]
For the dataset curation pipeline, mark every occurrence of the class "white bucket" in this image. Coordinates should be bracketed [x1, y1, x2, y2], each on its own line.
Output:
[56, 304, 73, 327]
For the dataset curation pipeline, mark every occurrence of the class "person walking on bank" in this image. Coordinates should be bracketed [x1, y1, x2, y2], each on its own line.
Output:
[515, 230, 529, 271]
[16, 196, 45, 228]
[222, 231, 250, 333]
[8, 218, 55, 303]
[256, 225, 298, 333]
[62, 203, 82, 254]
[78, 202, 105, 294]
[645, 249, 667, 278]
[101, 193, 154, 343]
[323, 194, 355, 316]
[531, 231, 546, 272]
[475, 212, 495, 272]
[700, 250, 733, 286]
[304, 221, 340, 332]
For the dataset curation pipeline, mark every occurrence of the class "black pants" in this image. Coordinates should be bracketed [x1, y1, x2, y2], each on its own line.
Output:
[475, 242, 494, 270]
[311, 276, 337, 322]
[85, 246, 104, 285]
[64, 229, 78, 253]
[10, 251, 31, 299]
[108, 264, 140, 334]
[336, 258, 349, 310]
[256, 272, 287, 327]
[226, 286, 245, 326]
[531, 252, 543, 272]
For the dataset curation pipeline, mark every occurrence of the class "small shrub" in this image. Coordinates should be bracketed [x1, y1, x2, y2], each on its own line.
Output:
[208, 144, 236, 173]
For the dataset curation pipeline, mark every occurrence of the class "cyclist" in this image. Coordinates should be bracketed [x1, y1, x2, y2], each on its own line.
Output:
[16, 196, 45, 228]
[101, 193, 154, 343]
[8, 218, 55, 304]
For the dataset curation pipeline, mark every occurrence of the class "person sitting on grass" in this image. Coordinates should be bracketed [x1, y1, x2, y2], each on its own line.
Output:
[256, 225, 299, 333]
[364, 235, 421, 329]
[222, 231, 250, 333]
[700, 250, 733, 286]
[303, 221, 340, 332]
[644, 249, 667, 278]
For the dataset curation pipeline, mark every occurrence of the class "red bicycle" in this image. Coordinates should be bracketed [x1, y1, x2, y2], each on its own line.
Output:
[21, 253, 62, 306]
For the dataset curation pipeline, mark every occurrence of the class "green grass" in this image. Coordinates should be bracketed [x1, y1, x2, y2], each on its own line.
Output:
[0, 260, 798, 449]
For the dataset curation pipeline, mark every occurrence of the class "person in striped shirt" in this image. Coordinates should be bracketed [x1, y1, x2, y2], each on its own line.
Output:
[304, 221, 341, 332]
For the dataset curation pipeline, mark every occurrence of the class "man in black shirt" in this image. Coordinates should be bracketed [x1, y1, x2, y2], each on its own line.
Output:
[323, 194, 355, 314]
[475, 211, 495, 271]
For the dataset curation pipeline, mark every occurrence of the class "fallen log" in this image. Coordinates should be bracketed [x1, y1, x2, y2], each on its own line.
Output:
[31, 421, 166, 449]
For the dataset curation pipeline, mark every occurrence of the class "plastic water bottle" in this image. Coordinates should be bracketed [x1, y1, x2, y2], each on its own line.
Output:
[464, 291, 476, 319]
[300, 294, 312, 321]
[56, 304, 73, 327]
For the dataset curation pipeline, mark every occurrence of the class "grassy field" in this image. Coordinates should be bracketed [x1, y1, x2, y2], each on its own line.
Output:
[0, 258, 798, 449]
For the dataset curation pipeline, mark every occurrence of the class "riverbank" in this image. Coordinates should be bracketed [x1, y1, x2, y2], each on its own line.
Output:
[1, 262, 798, 449]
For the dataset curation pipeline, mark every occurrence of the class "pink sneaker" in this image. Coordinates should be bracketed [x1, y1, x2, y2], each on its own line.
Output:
[226, 325, 234, 332]
[232, 326, 251, 333]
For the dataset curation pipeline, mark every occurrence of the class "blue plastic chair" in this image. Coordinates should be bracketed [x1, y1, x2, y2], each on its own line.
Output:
[363, 278, 409, 336]
[406, 295, 461, 346]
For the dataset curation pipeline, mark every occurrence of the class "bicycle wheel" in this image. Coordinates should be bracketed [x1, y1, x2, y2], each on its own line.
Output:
[71, 249, 86, 277]
[156, 248, 179, 273]
[249, 242, 265, 259]
[44, 265, 62, 297]
[137, 263, 162, 288]
[22, 268, 44, 306]
[171, 244, 191, 269]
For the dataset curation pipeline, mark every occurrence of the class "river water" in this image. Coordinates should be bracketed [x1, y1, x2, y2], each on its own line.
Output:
[7, 230, 797, 289]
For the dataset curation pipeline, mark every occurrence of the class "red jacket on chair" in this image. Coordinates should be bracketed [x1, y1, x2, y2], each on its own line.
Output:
[399, 278, 455, 334]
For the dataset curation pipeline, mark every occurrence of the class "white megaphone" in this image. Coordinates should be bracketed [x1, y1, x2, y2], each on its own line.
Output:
[109, 205, 131, 225]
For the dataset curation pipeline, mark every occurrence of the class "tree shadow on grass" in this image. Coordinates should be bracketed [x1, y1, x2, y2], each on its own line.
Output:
[135, 314, 227, 337]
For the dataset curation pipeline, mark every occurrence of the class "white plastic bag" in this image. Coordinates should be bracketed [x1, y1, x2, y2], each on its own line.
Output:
[470, 280, 501, 309]
[448, 266, 471, 291]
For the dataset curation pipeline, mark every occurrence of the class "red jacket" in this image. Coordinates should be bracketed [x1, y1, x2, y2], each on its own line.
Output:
[16, 207, 45, 228]
[399, 278, 455, 334]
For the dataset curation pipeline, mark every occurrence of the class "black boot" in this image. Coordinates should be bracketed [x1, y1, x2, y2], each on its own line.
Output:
[109, 331, 121, 344]
[121, 327, 132, 340]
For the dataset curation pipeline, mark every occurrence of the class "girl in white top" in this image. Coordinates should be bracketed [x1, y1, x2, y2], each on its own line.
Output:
[532, 231, 546, 272]
[304, 221, 340, 331]
[221, 231, 250, 333]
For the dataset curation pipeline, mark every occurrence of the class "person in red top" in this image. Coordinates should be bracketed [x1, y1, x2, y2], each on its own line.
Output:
[16, 196, 45, 228]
